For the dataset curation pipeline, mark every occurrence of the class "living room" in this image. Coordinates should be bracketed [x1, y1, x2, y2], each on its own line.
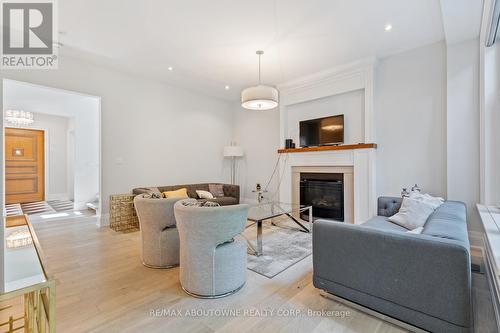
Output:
[0, 0, 499, 332]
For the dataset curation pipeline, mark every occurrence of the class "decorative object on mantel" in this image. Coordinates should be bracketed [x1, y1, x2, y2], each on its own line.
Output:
[109, 194, 140, 232]
[223, 143, 244, 184]
[241, 50, 279, 110]
[277, 143, 377, 154]
[4, 109, 34, 126]
[284, 139, 296, 149]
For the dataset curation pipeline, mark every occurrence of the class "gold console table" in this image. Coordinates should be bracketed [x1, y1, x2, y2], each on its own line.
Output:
[0, 215, 55, 333]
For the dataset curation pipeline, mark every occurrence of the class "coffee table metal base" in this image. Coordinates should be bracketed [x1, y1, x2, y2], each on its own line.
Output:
[247, 206, 312, 257]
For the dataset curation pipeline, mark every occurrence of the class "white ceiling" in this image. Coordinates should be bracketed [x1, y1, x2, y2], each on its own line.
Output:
[56, 0, 477, 101]
[4, 80, 99, 118]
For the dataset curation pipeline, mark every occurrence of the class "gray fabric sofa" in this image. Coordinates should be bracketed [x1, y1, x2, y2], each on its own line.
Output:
[313, 197, 471, 333]
[133, 183, 239, 206]
[174, 200, 249, 298]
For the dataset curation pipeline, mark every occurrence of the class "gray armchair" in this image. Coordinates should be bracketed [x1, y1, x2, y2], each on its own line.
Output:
[174, 200, 249, 298]
[133, 194, 180, 268]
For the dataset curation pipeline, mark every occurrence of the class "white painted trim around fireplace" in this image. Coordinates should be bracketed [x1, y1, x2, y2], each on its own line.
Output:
[279, 148, 376, 224]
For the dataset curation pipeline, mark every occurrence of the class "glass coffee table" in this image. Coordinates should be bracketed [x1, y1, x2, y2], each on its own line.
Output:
[246, 202, 313, 256]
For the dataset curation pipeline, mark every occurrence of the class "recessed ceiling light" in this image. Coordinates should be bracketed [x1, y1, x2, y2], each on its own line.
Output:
[168, 66, 173, 71]
[225, 85, 230, 90]
[384, 24, 392, 31]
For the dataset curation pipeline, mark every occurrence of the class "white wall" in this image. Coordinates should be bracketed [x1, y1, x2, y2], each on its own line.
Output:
[72, 99, 99, 209]
[446, 38, 481, 231]
[67, 119, 75, 200]
[285, 89, 365, 145]
[0, 55, 234, 222]
[375, 41, 447, 198]
[20, 113, 70, 200]
[482, 40, 500, 206]
[232, 105, 280, 202]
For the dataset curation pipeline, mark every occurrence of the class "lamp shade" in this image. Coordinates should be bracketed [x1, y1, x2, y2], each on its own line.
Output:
[241, 85, 279, 110]
[224, 146, 244, 157]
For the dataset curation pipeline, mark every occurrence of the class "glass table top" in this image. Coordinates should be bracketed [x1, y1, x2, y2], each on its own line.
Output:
[4, 225, 46, 292]
[247, 202, 310, 221]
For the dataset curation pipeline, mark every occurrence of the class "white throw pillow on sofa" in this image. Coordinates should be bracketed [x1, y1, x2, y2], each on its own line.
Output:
[409, 192, 444, 209]
[196, 190, 214, 199]
[388, 197, 435, 230]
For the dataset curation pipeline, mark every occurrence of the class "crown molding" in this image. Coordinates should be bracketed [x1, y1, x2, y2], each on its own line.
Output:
[277, 56, 376, 93]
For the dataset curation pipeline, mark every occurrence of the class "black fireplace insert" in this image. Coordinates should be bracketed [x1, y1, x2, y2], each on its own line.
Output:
[300, 173, 344, 221]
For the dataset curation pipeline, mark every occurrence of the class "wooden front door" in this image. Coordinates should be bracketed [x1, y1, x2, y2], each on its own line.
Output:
[5, 128, 45, 204]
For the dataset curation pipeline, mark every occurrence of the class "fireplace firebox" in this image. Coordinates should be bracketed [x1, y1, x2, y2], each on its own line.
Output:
[300, 173, 344, 221]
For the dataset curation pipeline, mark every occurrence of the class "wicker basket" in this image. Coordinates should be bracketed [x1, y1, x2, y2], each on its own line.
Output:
[109, 194, 139, 232]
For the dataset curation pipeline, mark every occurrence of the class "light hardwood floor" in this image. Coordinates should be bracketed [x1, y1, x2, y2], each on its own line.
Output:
[9, 215, 495, 333]
[23, 215, 408, 333]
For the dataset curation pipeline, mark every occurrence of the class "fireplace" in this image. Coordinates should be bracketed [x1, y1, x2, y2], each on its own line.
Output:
[300, 173, 344, 221]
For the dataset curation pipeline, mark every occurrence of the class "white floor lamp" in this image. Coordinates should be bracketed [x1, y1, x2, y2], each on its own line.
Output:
[224, 145, 244, 185]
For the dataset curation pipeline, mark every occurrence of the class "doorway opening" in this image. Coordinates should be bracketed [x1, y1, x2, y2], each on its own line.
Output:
[3, 79, 101, 222]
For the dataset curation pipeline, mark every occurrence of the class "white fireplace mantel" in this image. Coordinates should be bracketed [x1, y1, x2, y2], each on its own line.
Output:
[278, 147, 376, 224]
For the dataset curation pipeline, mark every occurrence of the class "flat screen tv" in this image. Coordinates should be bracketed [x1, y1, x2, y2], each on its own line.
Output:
[299, 114, 344, 147]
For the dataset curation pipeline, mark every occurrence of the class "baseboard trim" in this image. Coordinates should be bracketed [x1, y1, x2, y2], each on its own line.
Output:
[73, 201, 89, 210]
[99, 213, 109, 227]
[469, 230, 484, 248]
[46, 193, 70, 201]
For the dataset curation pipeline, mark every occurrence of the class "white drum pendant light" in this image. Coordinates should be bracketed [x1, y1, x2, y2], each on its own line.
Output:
[241, 50, 279, 110]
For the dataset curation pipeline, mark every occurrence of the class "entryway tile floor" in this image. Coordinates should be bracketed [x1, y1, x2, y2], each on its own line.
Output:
[4, 199, 76, 216]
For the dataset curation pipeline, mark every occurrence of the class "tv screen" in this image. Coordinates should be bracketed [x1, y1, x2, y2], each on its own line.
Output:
[299, 115, 344, 147]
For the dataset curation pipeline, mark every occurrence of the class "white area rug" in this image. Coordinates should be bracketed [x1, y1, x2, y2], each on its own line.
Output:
[244, 218, 312, 278]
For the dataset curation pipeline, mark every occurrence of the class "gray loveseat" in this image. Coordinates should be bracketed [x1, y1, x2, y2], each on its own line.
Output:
[313, 197, 471, 333]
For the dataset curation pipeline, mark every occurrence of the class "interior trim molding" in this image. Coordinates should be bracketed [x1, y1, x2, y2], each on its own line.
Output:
[468, 230, 485, 248]
[46, 192, 70, 201]
[277, 57, 376, 149]
[99, 213, 109, 227]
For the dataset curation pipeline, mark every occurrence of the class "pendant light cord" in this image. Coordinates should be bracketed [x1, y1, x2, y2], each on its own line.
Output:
[258, 52, 262, 84]
[256, 50, 264, 85]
